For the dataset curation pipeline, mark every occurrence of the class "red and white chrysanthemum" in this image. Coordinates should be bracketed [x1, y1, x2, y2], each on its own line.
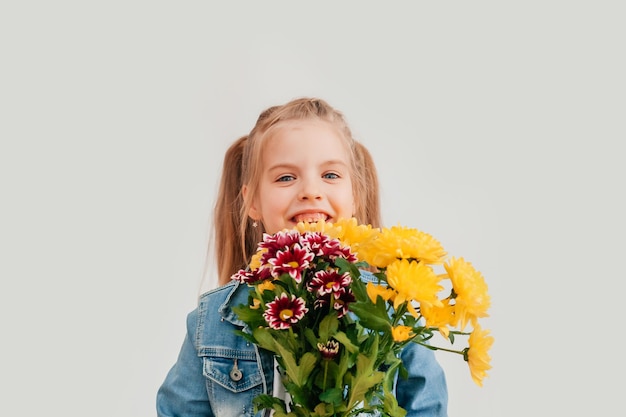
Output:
[231, 265, 273, 284]
[258, 230, 303, 264]
[263, 293, 309, 330]
[314, 287, 355, 318]
[317, 340, 340, 360]
[300, 232, 341, 256]
[307, 269, 352, 296]
[267, 244, 314, 283]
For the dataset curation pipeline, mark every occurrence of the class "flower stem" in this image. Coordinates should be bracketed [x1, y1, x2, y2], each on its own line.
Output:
[416, 340, 466, 356]
[323, 360, 329, 391]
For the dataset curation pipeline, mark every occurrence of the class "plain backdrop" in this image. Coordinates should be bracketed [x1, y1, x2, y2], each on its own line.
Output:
[1, 1, 624, 416]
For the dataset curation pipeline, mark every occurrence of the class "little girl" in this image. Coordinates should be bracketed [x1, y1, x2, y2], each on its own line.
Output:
[157, 97, 449, 416]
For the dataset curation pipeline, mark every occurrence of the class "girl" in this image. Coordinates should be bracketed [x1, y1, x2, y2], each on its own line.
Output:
[157, 97, 449, 417]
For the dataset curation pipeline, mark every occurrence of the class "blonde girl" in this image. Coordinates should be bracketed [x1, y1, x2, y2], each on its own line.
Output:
[157, 97, 448, 417]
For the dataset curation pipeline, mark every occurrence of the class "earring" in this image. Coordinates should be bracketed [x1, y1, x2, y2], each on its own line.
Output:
[252, 220, 258, 228]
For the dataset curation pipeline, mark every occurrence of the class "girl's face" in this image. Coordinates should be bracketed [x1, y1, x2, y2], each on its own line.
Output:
[245, 120, 355, 234]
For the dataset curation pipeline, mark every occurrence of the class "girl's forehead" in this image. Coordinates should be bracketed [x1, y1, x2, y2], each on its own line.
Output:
[264, 119, 347, 147]
[256, 122, 351, 173]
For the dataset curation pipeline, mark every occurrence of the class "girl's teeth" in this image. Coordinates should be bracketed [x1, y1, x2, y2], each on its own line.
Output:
[294, 214, 326, 223]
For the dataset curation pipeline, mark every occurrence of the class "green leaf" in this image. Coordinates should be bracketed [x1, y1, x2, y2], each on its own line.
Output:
[346, 353, 384, 410]
[397, 362, 409, 380]
[349, 303, 391, 332]
[252, 327, 279, 354]
[403, 314, 418, 328]
[312, 402, 335, 417]
[382, 357, 402, 392]
[253, 394, 286, 414]
[232, 329, 257, 344]
[382, 388, 407, 417]
[319, 387, 343, 406]
[273, 278, 290, 293]
[232, 303, 264, 325]
[282, 381, 309, 411]
[318, 313, 339, 341]
[350, 276, 369, 302]
[333, 331, 360, 354]
[303, 327, 318, 348]
[339, 336, 385, 409]
[334, 349, 352, 390]
[334, 257, 361, 277]
[274, 342, 318, 387]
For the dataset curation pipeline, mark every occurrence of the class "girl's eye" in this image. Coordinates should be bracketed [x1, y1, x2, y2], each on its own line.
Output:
[323, 172, 339, 179]
[277, 175, 295, 182]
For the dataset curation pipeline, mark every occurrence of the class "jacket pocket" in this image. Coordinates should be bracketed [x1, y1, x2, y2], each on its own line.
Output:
[202, 349, 264, 393]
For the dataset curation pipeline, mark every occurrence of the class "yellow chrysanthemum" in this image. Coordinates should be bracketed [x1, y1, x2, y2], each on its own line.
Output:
[333, 218, 380, 251]
[445, 257, 491, 330]
[357, 225, 446, 268]
[386, 259, 443, 314]
[257, 280, 276, 293]
[295, 218, 334, 235]
[421, 299, 456, 329]
[295, 217, 379, 253]
[391, 325, 414, 342]
[249, 250, 265, 270]
[366, 282, 395, 304]
[293, 217, 349, 241]
[466, 324, 493, 387]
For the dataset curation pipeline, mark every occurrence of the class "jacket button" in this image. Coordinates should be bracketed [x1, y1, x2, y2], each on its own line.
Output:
[230, 368, 243, 381]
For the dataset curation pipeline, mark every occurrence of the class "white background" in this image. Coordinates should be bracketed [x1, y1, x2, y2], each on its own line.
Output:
[1, 1, 624, 416]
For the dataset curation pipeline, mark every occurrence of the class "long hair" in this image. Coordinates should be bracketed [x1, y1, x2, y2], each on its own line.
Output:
[213, 97, 381, 285]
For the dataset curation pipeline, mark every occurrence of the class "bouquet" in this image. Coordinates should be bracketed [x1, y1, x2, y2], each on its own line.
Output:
[231, 218, 493, 417]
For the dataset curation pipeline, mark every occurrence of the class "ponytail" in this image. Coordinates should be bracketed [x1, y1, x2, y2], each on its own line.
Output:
[354, 141, 382, 228]
[213, 136, 247, 285]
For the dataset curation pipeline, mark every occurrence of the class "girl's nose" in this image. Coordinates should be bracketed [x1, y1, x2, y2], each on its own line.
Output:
[298, 179, 322, 201]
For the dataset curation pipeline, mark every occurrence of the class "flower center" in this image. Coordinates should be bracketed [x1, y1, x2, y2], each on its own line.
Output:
[279, 309, 294, 321]
[288, 261, 300, 268]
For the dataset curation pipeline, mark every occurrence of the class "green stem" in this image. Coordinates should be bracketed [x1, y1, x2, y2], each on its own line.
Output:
[415, 340, 466, 356]
[322, 360, 329, 391]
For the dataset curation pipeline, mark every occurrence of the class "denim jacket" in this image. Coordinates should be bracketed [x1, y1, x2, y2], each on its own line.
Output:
[157, 273, 448, 417]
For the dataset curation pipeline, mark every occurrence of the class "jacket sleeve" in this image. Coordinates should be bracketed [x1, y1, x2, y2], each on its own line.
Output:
[395, 342, 449, 417]
[157, 309, 212, 417]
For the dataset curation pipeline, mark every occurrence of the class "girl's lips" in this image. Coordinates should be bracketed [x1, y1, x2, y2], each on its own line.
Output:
[292, 213, 329, 223]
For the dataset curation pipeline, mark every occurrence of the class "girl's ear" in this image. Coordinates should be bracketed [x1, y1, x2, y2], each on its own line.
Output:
[242, 185, 260, 220]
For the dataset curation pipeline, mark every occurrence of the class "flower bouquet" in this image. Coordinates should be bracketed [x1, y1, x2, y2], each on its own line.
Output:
[231, 218, 493, 417]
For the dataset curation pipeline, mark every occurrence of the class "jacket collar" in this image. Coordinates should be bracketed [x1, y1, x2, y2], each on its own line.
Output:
[217, 281, 249, 328]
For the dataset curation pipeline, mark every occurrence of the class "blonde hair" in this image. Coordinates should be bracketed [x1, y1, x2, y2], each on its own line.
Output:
[213, 97, 381, 285]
